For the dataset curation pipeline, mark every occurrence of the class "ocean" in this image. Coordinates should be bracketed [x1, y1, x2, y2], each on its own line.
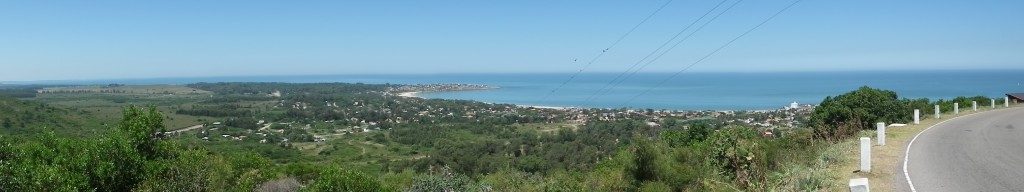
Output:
[10, 70, 1023, 110]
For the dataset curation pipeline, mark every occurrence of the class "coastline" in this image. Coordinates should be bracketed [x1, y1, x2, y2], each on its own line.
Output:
[395, 84, 809, 112]
[398, 91, 420, 98]
[399, 90, 575, 110]
[516, 104, 574, 110]
[400, 91, 795, 111]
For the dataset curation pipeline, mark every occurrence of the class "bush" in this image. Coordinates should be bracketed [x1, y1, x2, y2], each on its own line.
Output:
[661, 122, 714, 147]
[118, 105, 168, 159]
[0, 133, 93, 191]
[638, 181, 672, 192]
[408, 167, 481, 192]
[306, 166, 386, 192]
[935, 96, 993, 112]
[707, 126, 767, 189]
[479, 170, 546, 191]
[810, 86, 910, 140]
[258, 177, 302, 192]
[236, 169, 277, 192]
[136, 149, 233, 191]
[627, 138, 659, 188]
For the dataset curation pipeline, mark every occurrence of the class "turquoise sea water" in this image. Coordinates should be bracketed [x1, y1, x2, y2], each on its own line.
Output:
[11, 70, 1024, 110]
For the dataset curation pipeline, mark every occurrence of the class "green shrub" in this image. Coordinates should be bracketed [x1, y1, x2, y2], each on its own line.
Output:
[810, 86, 910, 140]
[662, 122, 714, 147]
[306, 166, 386, 192]
[408, 167, 481, 192]
[118, 105, 168, 159]
[479, 169, 546, 191]
[583, 167, 631, 191]
[638, 181, 672, 192]
[136, 149, 234, 191]
[236, 169, 276, 192]
[627, 138, 659, 188]
[707, 126, 768, 189]
[0, 133, 93, 191]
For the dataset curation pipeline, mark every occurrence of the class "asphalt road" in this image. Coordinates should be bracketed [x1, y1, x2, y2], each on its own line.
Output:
[900, 107, 1024, 192]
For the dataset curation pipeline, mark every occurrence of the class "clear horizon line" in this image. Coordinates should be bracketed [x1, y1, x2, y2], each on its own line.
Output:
[4, 68, 1024, 84]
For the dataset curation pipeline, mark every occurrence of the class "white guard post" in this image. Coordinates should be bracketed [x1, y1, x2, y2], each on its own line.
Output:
[849, 178, 869, 192]
[876, 122, 885, 146]
[954, 103, 959, 115]
[860, 137, 871, 172]
[913, 109, 920, 124]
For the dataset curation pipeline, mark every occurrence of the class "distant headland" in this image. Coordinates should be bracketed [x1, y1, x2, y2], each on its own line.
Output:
[387, 83, 497, 98]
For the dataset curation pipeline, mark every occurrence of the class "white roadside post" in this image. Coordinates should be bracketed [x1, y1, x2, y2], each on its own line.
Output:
[954, 103, 959, 115]
[849, 178, 869, 192]
[1006, 97, 1011, 107]
[860, 137, 871, 172]
[973, 101, 978, 111]
[876, 122, 885, 146]
[913, 109, 920, 124]
[992, 99, 997, 109]
[934, 105, 941, 119]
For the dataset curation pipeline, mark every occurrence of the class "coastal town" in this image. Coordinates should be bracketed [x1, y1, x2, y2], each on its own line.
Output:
[3, 82, 835, 192]
[172, 83, 815, 147]
[387, 83, 495, 97]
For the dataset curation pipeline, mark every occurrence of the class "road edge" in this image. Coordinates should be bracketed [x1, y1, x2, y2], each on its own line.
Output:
[899, 107, 1016, 192]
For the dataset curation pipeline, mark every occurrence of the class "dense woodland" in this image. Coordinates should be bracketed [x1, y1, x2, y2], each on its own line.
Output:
[0, 83, 1006, 191]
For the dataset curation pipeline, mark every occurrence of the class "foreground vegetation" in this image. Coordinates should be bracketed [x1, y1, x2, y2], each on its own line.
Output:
[0, 83, 1005, 191]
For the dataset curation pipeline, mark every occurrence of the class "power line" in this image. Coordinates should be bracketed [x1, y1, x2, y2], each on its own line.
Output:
[580, 0, 738, 105]
[589, 0, 744, 102]
[621, 0, 804, 106]
[537, 0, 676, 103]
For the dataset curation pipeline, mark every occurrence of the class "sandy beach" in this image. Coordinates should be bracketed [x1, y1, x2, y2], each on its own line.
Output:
[398, 91, 571, 110]
[516, 104, 575, 110]
[398, 91, 421, 98]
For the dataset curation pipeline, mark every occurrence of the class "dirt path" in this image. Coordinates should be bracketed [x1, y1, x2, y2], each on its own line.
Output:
[347, 140, 367, 155]
[165, 124, 203, 134]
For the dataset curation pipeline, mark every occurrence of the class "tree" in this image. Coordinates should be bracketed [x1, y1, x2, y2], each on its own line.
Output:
[88, 105, 169, 191]
[117, 105, 167, 159]
[1, 118, 11, 129]
[628, 137, 659, 188]
[90, 133, 146, 191]
[810, 86, 910, 140]
[661, 122, 714, 147]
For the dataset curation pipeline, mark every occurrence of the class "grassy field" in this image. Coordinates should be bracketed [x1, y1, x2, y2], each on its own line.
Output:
[32, 85, 213, 129]
[25, 84, 445, 177]
[289, 131, 423, 175]
[39, 84, 211, 95]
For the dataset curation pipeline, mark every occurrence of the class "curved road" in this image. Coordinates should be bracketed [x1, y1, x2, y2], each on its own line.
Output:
[901, 107, 1024, 191]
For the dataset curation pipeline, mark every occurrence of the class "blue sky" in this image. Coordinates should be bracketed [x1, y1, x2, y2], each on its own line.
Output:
[1, 0, 1022, 81]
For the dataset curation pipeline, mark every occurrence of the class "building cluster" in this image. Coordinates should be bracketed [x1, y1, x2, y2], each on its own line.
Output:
[385, 84, 496, 93]
[197, 86, 816, 146]
[723, 104, 815, 129]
